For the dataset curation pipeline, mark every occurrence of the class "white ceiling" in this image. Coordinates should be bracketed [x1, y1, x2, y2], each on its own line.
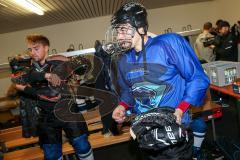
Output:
[0, 0, 212, 34]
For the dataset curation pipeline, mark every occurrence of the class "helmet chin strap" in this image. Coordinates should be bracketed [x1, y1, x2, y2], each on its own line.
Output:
[136, 28, 148, 75]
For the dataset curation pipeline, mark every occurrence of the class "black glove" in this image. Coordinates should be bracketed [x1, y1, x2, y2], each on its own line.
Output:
[130, 107, 188, 151]
[11, 73, 28, 85]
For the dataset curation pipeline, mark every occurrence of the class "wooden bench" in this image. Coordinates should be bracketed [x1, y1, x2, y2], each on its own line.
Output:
[3, 121, 103, 150]
[0, 126, 21, 134]
[191, 101, 222, 119]
[1, 109, 103, 150]
[0, 126, 22, 142]
[0, 97, 19, 112]
[3, 127, 131, 160]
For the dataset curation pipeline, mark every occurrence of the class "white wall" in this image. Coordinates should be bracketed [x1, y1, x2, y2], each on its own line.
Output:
[1, 0, 239, 64]
[0, 0, 239, 96]
[0, 1, 221, 64]
[148, 1, 218, 34]
[214, 0, 240, 25]
[0, 16, 111, 64]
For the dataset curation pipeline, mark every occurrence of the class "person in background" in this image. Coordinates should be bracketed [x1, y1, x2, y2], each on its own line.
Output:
[231, 20, 240, 43]
[210, 19, 224, 36]
[212, 21, 238, 61]
[195, 22, 216, 63]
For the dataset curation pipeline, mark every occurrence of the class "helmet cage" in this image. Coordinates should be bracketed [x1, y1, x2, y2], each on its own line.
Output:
[103, 24, 136, 55]
[103, 2, 147, 55]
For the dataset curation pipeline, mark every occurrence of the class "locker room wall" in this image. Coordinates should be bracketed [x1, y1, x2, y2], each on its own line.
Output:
[0, 0, 239, 96]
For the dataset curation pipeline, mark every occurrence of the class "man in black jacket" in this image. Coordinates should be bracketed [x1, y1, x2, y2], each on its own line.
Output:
[15, 34, 94, 160]
[211, 21, 238, 61]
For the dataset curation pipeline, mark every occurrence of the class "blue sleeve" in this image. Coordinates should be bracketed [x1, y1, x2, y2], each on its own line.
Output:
[162, 33, 210, 106]
[117, 60, 135, 107]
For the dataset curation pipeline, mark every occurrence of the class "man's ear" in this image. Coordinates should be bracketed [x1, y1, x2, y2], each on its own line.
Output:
[137, 27, 146, 35]
[44, 45, 49, 53]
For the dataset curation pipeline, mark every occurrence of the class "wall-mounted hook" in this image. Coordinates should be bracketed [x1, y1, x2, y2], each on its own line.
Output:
[187, 24, 192, 31]
[167, 28, 173, 33]
[78, 43, 83, 50]
[67, 44, 75, 52]
[51, 49, 57, 55]
[182, 26, 187, 31]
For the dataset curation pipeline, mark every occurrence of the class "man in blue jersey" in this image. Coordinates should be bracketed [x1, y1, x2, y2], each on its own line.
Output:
[106, 2, 210, 160]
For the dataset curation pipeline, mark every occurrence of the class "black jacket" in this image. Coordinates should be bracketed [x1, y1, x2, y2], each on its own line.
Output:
[23, 60, 66, 112]
[214, 32, 238, 61]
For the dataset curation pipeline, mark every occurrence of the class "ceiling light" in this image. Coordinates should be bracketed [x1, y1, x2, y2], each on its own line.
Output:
[14, 0, 44, 15]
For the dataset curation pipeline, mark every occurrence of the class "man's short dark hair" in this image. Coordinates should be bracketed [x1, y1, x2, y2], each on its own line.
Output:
[26, 34, 50, 46]
[203, 22, 212, 30]
[216, 19, 223, 26]
[219, 21, 230, 29]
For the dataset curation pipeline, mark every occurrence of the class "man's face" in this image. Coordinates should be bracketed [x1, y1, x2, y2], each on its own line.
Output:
[27, 42, 48, 62]
[115, 23, 136, 50]
[219, 26, 230, 35]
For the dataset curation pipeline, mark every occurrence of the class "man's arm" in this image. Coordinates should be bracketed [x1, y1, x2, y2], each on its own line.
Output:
[28, 69, 61, 87]
[15, 69, 61, 97]
[166, 34, 210, 110]
[117, 59, 136, 109]
[112, 59, 135, 123]
[194, 35, 203, 59]
[160, 34, 209, 124]
[15, 84, 37, 97]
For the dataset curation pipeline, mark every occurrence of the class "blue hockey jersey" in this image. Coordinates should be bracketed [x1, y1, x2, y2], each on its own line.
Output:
[117, 33, 210, 125]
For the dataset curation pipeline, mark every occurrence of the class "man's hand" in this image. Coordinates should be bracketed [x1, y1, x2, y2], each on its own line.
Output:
[174, 108, 183, 125]
[15, 84, 27, 91]
[209, 44, 216, 49]
[112, 105, 126, 123]
[45, 73, 61, 86]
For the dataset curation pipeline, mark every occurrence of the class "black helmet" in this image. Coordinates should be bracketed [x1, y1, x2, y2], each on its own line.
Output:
[111, 2, 148, 31]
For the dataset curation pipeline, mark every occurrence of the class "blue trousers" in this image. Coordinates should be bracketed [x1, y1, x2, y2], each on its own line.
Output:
[42, 134, 91, 160]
